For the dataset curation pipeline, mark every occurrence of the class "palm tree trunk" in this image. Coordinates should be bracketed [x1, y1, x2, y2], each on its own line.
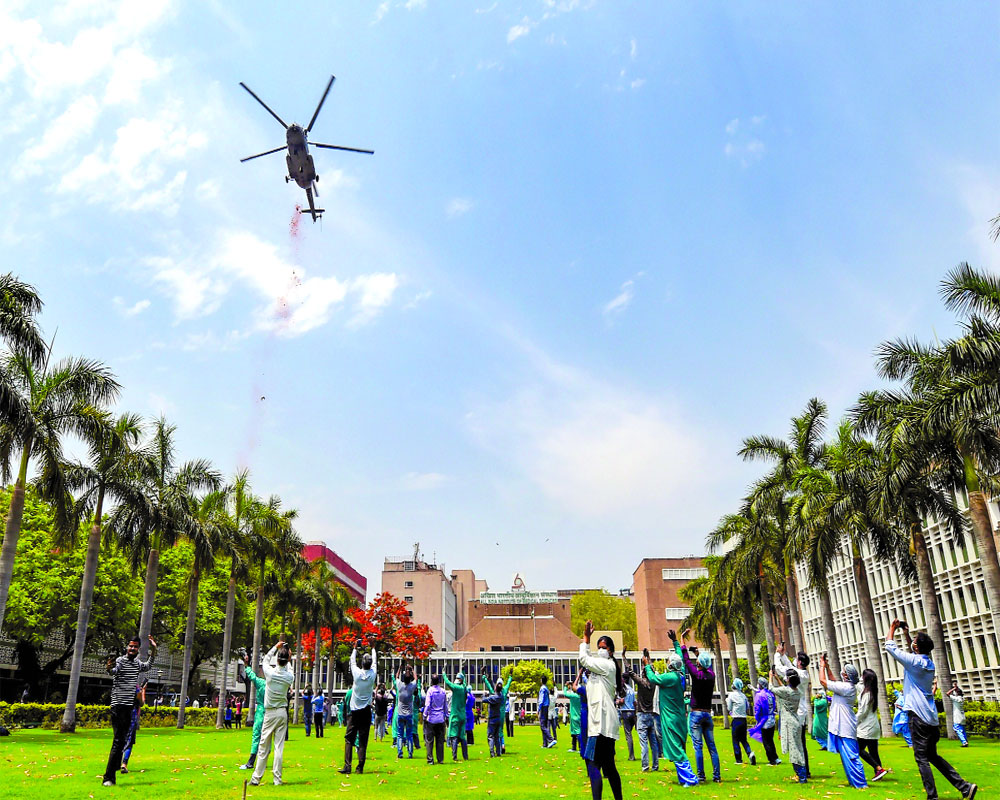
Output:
[714, 640, 730, 729]
[743, 614, 758, 686]
[250, 558, 266, 715]
[912, 522, 956, 737]
[292, 621, 302, 725]
[851, 537, 892, 737]
[312, 619, 322, 694]
[61, 492, 105, 733]
[216, 560, 238, 729]
[817, 587, 842, 674]
[0, 448, 31, 636]
[177, 565, 201, 729]
[727, 630, 740, 680]
[759, 583, 776, 656]
[784, 561, 804, 654]
[962, 456, 1000, 631]
[137, 546, 160, 660]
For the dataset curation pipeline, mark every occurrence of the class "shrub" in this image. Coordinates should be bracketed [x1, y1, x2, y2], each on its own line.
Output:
[0, 702, 219, 729]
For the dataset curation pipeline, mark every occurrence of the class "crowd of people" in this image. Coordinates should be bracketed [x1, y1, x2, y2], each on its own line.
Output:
[98, 618, 982, 799]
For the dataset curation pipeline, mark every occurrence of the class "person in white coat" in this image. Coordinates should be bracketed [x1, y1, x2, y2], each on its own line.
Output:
[250, 641, 295, 787]
[773, 642, 812, 778]
[579, 620, 624, 800]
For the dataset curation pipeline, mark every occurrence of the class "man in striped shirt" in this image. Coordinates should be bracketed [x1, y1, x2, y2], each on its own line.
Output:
[102, 636, 156, 787]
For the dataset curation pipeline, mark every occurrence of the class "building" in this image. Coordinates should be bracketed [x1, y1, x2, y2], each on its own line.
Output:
[795, 492, 1000, 698]
[302, 541, 368, 603]
[632, 556, 710, 651]
[381, 547, 488, 650]
[453, 589, 579, 652]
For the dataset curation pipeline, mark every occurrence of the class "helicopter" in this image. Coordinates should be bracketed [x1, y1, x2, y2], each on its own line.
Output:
[239, 75, 373, 222]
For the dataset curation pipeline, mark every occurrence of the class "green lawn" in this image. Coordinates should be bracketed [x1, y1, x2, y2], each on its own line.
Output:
[0, 722, 995, 799]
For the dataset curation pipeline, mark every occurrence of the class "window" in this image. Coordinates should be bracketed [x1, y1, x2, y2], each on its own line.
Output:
[403, 561, 415, 572]
[404, 595, 414, 603]
[404, 580, 414, 588]
[662, 568, 708, 581]
[664, 607, 691, 619]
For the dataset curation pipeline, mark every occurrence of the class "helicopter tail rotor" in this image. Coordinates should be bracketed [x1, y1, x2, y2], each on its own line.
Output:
[306, 75, 336, 133]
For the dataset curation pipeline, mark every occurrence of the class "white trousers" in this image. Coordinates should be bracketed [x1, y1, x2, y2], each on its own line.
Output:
[252, 707, 288, 783]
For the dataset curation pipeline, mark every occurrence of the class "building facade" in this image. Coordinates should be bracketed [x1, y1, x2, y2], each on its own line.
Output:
[381, 549, 488, 650]
[632, 556, 710, 651]
[453, 590, 579, 652]
[301, 541, 368, 603]
[795, 493, 1000, 698]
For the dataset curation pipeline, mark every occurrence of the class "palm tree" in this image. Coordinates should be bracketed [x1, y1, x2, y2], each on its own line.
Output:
[177, 489, 228, 729]
[871, 334, 1000, 633]
[740, 398, 831, 658]
[0, 352, 119, 636]
[794, 420, 905, 734]
[679, 556, 734, 728]
[60, 412, 144, 733]
[854, 389, 971, 737]
[708, 508, 782, 659]
[0, 274, 46, 419]
[110, 417, 220, 660]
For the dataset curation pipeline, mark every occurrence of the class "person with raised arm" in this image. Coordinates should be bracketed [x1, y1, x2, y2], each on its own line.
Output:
[726, 678, 756, 766]
[644, 629, 697, 787]
[678, 628, 724, 781]
[561, 672, 584, 753]
[249, 640, 295, 787]
[770, 666, 807, 783]
[773, 640, 812, 777]
[579, 619, 625, 800]
[240, 649, 267, 770]
[817, 653, 867, 788]
[885, 618, 977, 800]
[945, 685, 969, 747]
[423, 674, 448, 764]
[339, 639, 376, 775]
[625, 653, 659, 772]
[748, 677, 779, 766]
[102, 636, 156, 787]
[393, 660, 418, 759]
[442, 668, 470, 760]
[483, 668, 514, 753]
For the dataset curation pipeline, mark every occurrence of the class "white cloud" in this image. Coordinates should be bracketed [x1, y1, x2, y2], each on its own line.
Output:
[147, 391, 176, 416]
[58, 105, 206, 213]
[629, 38, 637, 60]
[145, 230, 399, 336]
[508, 19, 534, 43]
[16, 94, 101, 176]
[446, 197, 474, 217]
[602, 278, 635, 317]
[373, 1, 389, 22]
[103, 44, 169, 104]
[630, 78, 645, 91]
[467, 341, 712, 522]
[401, 472, 451, 491]
[724, 115, 767, 167]
[404, 0, 427, 9]
[113, 297, 151, 316]
[404, 290, 433, 309]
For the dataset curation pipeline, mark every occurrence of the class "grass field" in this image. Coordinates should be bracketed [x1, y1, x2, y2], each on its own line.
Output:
[0, 722, 995, 799]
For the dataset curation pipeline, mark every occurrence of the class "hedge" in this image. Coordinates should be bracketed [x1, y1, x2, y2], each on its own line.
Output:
[0, 703, 220, 729]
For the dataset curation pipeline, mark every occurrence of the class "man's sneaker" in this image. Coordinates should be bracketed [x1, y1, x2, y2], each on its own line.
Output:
[249, 779, 260, 786]
[775, 759, 781, 764]
[102, 781, 114, 787]
[273, 779, 282, 786]
[239, 764, 251, 770]
[337, 767, 351, 775]
[872, 768, 888, 782]
[965, 785, 978, 800]
[750, 754, 756, 766]
[120, 766, 129, 774]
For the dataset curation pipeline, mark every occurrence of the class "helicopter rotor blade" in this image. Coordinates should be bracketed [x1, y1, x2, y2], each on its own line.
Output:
[311, 143, 375, 155]
[306, 75, 336, 133]
[240, 146, 287, 163]
[239, 82, 288, 129]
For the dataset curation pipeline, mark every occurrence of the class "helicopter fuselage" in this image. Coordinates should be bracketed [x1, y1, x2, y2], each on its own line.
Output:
[285, 124, 317, 189]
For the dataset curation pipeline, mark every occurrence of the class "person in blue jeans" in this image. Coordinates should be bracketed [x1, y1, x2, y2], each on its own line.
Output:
[625, 654, 660, 772]
[538, 676, 555, 748]
[681, 632, 721, 783]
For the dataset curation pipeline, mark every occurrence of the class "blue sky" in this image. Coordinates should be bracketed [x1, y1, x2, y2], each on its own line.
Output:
[2, 1, 999, 597]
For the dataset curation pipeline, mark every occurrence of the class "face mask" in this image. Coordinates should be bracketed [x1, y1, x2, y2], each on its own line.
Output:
[597, 648, 610, 659]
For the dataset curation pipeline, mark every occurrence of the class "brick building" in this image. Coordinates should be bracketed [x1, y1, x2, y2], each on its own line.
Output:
[632, 556, 713, 651]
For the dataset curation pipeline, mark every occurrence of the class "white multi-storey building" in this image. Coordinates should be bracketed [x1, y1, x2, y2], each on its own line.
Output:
[796, 492, 1000, 698]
